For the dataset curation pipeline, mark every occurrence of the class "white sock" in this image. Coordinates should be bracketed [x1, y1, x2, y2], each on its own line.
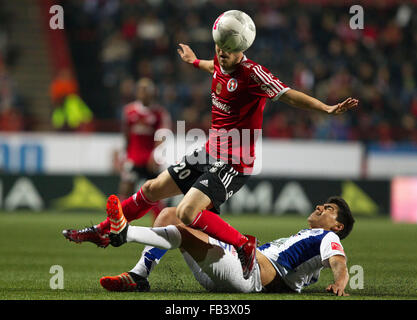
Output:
[129, 246, 167, 278]
[126, 225, 182, 250]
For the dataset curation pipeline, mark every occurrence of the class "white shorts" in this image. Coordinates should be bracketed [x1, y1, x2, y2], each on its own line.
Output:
[182, 236, 262, 293]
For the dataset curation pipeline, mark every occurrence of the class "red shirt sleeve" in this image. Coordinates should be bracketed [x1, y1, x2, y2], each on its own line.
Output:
[248, 64, 290, 101]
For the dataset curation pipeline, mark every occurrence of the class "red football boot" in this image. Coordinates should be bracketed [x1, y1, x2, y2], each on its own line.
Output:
[236, 234, 257, 279]
[100, 272, 150, 292]
[62, 226, 109, 248]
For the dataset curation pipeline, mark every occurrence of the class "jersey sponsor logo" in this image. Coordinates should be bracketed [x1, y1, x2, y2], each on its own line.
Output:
[211, 93, 231, 113]
[227, 78, 238, 92]
[252, 65, 285, 97]
[250, 72, 261, 85]
[216, 82, 222, 94]
[251, 70, 279, 98]
[260, 84, 276, 98]
[209, 160, 225, 173]
[331, 242, 345, 253]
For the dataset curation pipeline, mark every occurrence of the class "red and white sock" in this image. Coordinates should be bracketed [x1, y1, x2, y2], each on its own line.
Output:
[97, 188, 157, 234]
[110, 215, 127, 233]
[189, 210, 248, 248]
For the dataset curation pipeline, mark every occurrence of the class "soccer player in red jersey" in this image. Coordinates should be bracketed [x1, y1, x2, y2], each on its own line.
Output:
[63, 78, 170, 246]
[118, 78, 170, 212]
[63, 11, 358, 289]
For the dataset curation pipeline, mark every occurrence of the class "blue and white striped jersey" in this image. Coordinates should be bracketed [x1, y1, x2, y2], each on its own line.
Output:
[258, 228, 345, 293]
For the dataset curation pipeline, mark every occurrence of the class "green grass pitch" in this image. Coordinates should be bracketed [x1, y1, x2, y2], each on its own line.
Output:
[0, 211, 416, 300]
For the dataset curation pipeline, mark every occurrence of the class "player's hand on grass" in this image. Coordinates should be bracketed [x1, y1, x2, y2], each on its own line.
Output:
[326, 283, 350, 296]
[326, 97, 359, 115]
[177, 43, 197, 64]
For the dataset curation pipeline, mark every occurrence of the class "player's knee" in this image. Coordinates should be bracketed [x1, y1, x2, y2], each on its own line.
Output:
[153, 207, 180, 227]
[176, 203, 197, 225]
[141, 179, 158, 202]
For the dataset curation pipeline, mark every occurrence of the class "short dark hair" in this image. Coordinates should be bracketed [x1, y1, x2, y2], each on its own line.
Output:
[326, 196, 355, 240]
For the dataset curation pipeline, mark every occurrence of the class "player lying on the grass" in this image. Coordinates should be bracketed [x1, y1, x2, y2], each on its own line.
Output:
[100, 195, 354, 296]
[63, 10, 358, 281]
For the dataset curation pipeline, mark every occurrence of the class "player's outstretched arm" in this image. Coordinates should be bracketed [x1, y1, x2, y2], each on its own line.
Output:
[177, 43, 214, 74]
[279, 89, 358, 115]
[326, 255, 350, 296]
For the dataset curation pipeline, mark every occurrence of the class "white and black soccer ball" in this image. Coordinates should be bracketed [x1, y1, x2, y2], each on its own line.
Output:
[212, 10, 256, 53]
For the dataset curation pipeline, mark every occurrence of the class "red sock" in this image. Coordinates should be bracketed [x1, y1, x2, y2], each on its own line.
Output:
[151, 200, 165, 221]
[96, 218, 111, 234]
[189, 210, 248, 248]
[96, 188, 157, 234]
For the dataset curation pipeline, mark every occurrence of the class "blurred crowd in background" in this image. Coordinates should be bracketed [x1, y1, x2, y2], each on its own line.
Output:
[1, 0, 417, 145]
[0, 3, 25, 131]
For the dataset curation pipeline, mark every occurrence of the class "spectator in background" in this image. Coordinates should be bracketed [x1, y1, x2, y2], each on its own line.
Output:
[50, 68, 78, 103]
[62, 0, 417, 146]
[264, 112, 292, 139]
[0, 55, 24, 131]
[101, 31, 131, 88]
[0, 105, 24, 131]
[115, 77, 135, 119]
[50, 69, 94, 131]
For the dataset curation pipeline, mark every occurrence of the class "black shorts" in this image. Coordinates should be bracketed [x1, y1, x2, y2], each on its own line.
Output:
[167, 148, 250, 214]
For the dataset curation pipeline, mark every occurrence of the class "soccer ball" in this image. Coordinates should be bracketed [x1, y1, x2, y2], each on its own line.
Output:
[212, 10, 256, 53]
